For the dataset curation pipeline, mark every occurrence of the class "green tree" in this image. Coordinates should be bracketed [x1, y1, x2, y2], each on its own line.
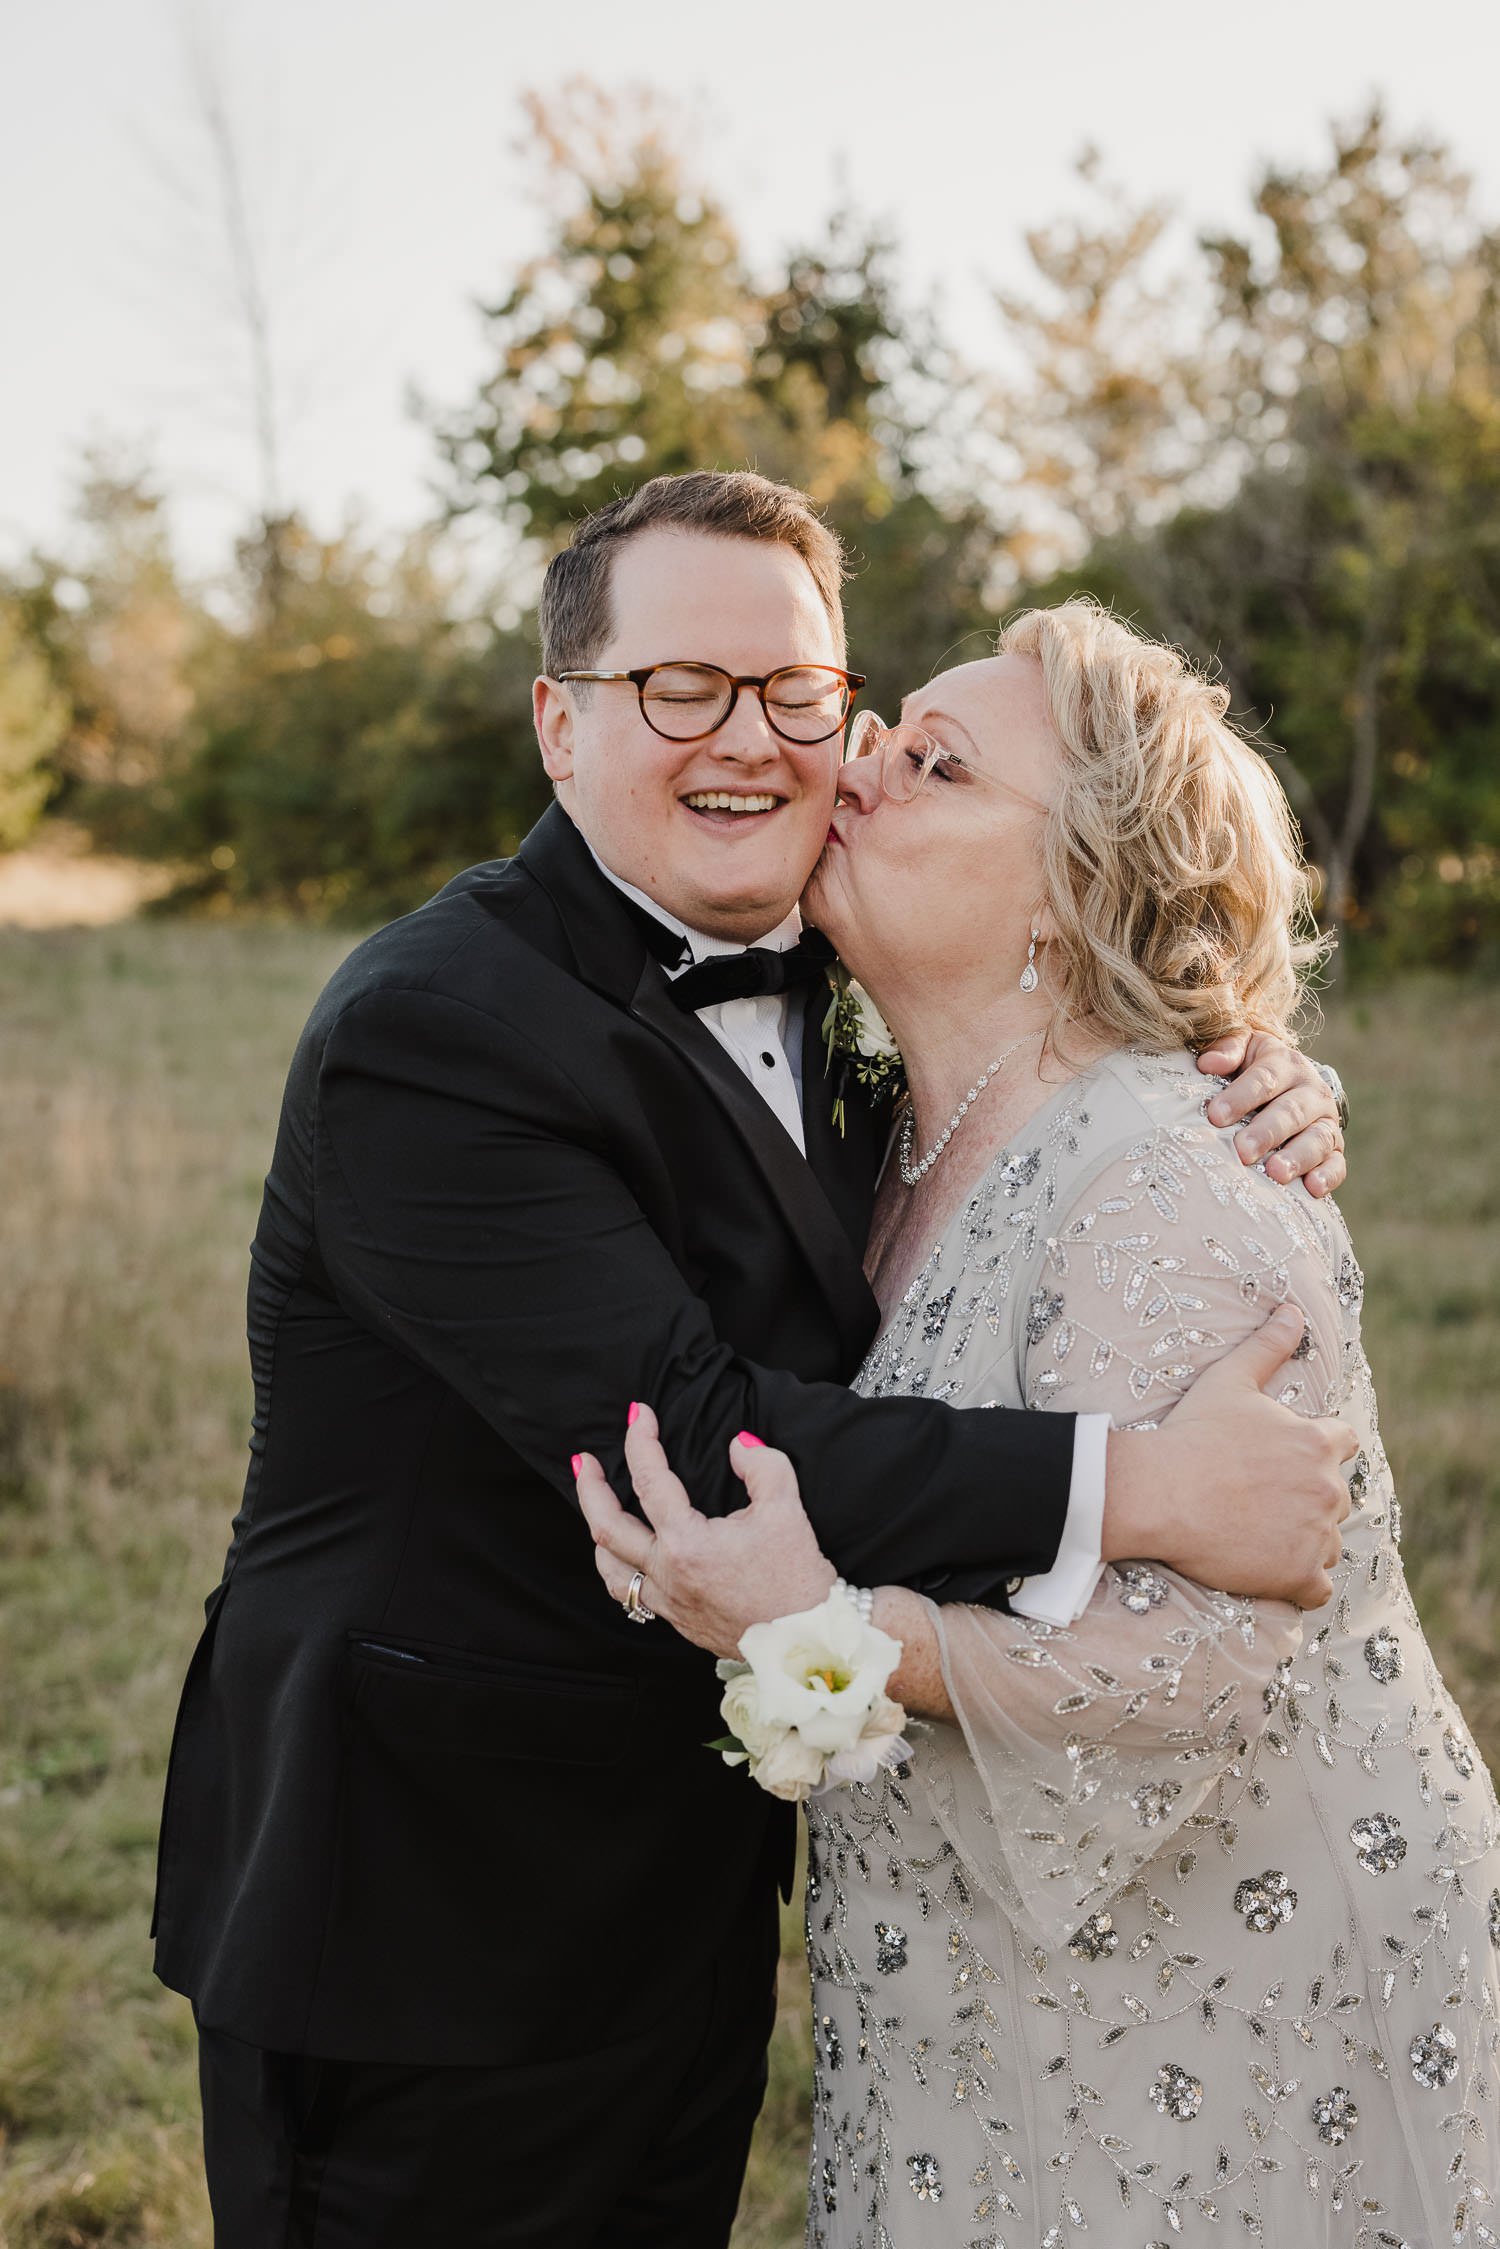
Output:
[1015, 110, 1500, 970]
[433, 83, 757, 549]
[1193, 108, 1500, 950]
[750, 202, 927, 498]
[147, 518, 545, 916]
[1202, 102, 1500, 455]
[0, 599, 69, 848]
[1, 453, 197, 849]
[988, 150, 1221, 579]
[1024, 383, 1500, 970]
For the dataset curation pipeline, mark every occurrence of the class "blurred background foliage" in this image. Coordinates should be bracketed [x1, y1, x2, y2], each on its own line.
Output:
[3, 88, 1497, 968]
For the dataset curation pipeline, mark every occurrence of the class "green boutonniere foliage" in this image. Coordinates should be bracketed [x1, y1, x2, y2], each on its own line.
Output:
[822, 966, 904, 1136]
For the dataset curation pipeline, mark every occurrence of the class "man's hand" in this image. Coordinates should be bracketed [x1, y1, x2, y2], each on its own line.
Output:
[1104, 1304, 1358, 1609]
[574, 1404, 836, 1656]
[1197, 1030, 1346, 1197]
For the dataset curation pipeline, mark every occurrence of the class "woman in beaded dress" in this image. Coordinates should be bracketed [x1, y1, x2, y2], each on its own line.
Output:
[800, 1036, 1498, 2249]
[589, 603, 1500, 2248]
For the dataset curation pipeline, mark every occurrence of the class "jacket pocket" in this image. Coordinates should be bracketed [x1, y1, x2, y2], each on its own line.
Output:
[345, 1632, 636, 1767]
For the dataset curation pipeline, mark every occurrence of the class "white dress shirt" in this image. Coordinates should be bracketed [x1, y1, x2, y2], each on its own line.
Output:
[592, 852, 809, 1150]
[590, 845, 1108, 1625]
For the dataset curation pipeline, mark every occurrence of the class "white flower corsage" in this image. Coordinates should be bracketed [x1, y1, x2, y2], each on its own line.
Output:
[711, 1587, 911, 1802]
[822, 966, 903, 1136]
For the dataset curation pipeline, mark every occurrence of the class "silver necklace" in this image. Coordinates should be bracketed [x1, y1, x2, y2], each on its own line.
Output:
[898, 1031, 1045, 1186]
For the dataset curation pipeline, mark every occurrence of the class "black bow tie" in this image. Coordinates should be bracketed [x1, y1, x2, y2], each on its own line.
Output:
[605, 880, 835, 1009]
[612, 891, 693, 971]
[669, 931, 834, 1013]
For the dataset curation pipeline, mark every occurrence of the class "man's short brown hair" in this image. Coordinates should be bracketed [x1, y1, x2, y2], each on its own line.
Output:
[538, 470, 848, 676]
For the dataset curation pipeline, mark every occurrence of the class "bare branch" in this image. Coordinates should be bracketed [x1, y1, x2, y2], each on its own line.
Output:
[178, 12, 281, 523]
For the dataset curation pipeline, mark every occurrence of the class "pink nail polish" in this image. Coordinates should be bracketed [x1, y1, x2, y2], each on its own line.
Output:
[627, 1402, 641, 1427]
[570, 1454, 583, 1477]
[736, 1430, 766, 1449]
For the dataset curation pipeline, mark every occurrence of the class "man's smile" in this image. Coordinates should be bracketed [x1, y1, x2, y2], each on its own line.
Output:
[679, 789, 788, 827]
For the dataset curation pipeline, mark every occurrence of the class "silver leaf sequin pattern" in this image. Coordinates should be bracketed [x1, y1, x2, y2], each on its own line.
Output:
[1445, 1727, 1476, 1780]
[1130, 1779, 1183, 1828]
[804, 1047, 1500, 2249]
[1067, 1909, 1119, 1962]
[999, 1149, 1041, 1195]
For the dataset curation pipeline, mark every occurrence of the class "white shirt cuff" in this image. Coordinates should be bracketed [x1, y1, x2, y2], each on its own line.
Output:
[1009, 1413, 1110, 1626]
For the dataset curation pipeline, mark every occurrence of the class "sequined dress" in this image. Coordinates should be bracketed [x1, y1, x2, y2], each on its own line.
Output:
[805, 1047, 1499, 2249]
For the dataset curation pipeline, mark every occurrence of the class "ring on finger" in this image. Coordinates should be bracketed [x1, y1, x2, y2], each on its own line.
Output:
[623, 1569, 657, 1625]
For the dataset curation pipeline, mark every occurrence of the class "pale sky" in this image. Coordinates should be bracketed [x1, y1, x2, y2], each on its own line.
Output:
[4, 0, 1498, 577]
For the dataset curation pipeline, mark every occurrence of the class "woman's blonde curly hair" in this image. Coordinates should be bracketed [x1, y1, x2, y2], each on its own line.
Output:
[997, 600, 1329, 1051]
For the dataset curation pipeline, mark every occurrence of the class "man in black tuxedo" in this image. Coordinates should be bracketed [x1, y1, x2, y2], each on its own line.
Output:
[153, 471, 1353, 2248]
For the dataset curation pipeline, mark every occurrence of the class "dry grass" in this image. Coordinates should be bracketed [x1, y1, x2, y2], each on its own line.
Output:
[0, 929, 1493, 2248]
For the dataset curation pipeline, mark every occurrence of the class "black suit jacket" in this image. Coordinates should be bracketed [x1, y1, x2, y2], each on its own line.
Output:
[151, 804, 1074, 2064]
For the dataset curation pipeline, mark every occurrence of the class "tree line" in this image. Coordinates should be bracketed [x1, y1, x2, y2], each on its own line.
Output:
[3, 88, 1497, 968]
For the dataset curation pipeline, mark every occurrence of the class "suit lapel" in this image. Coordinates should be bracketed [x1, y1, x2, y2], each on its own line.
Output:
[799, 977, 883, 1256]
[514, 805, 659, 1005]
[517, 807, 879, 1356]
[628, 962, 878, 1359]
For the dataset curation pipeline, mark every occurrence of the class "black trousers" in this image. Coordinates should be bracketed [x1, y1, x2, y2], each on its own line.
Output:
[196, 1913, 781, 2249]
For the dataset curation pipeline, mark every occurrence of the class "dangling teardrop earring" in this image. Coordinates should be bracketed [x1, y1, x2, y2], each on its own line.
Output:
[1019, 927, 1040, 994]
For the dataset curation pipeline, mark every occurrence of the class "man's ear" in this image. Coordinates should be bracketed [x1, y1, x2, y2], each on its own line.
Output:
[534, 677, 575, 785]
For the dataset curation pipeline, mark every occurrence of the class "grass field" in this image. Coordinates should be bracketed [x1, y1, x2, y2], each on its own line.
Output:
[0, 925, 1495, 2248]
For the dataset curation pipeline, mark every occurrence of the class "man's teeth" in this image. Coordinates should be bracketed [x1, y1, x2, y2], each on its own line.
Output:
[682, 793, 779, 814]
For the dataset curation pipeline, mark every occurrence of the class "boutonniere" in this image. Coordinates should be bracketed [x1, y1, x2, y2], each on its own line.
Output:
[822, 964, 904, 1136]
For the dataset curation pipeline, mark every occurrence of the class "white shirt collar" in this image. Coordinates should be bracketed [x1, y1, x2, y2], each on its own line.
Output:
[585, 840, 802, 967]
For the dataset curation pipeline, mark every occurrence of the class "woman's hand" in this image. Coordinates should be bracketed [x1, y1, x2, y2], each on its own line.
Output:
[573, 1403, 837, 1658]
[1196, 1029, 1346, 1197]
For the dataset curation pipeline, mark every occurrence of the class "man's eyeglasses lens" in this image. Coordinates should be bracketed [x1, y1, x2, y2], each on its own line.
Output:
[641, 664, 852, 743]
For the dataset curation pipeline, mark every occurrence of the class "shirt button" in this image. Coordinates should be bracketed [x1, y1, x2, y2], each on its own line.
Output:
[760, 1051, 777, 1069]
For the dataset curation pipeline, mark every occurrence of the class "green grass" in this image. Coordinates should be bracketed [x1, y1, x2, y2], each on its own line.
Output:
[0, 930, 1494, 2247]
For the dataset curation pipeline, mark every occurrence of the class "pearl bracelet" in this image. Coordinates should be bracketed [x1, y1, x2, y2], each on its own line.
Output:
[833, 1576, 875, 1625]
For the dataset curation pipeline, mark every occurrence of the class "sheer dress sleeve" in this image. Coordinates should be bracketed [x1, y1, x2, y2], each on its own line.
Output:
[917, 1119, 1346, 1952]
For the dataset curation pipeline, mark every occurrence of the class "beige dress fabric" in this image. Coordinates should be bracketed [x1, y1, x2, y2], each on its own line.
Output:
[805, 1046, 1499, 2249]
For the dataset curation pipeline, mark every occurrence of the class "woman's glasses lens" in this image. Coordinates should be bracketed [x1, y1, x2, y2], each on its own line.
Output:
[847, 714, 934, 800]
